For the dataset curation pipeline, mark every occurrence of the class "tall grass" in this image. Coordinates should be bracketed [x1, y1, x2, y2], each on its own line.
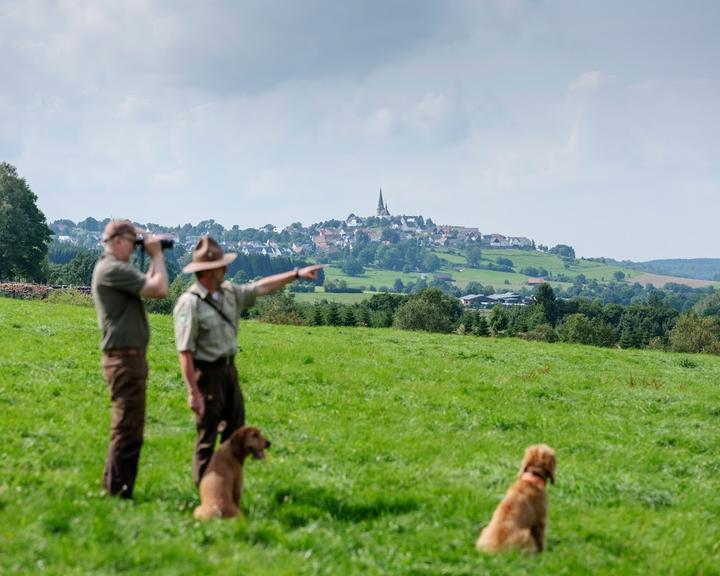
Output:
[1, 298, 719, 574]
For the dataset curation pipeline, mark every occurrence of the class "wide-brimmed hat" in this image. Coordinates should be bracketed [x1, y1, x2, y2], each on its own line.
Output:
[182, 236, 237, 273]
[103, 219, 138, 242]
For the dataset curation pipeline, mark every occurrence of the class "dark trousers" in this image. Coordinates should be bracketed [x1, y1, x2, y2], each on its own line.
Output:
[193, 359, 245, 485]
[101, 353, 148, 499]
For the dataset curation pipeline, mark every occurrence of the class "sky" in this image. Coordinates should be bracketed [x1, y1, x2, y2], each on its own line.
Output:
[1, 0, 718, 261]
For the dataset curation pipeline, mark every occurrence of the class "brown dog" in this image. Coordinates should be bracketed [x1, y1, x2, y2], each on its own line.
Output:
[476, 444, 556, 554]
[193, 426, 271, 520]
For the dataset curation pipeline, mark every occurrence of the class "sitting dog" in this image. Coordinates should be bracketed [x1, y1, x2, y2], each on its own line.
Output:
[194, 426, 271, 520]
[476, 444, 556, 554]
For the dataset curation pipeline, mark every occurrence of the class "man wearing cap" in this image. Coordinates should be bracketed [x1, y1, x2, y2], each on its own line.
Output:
[173, 236, 322, 484]
[91, 219, 169, 499]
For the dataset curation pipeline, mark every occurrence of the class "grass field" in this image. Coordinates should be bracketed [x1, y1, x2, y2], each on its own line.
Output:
[322, 249, 645, 292]
[292, 291, 372, 305]
[2, 298, 720, 575]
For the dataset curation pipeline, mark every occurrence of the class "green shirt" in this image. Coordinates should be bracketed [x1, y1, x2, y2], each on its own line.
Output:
[91, 253, 148, 351]
[173, 280, 258, 361]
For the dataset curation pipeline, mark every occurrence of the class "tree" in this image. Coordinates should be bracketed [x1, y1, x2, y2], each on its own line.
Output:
[669, 312, 720, 354]
[534, 283, 558, 325]
[0, 163, 53, 282]
[466, 247, 482, 268]
[559, 314, 615, 347]
[613, 270, 626, 281]
[325, 302, 341, 325]
[341, 259, 364, 276]
[393, 288, 462, 333]
[488, 305, 510, 334]
[47, 250, 99, 286]
[496, 257, 514, 268]
[549, 244, 576, 260]
[422, 253, 441, 272]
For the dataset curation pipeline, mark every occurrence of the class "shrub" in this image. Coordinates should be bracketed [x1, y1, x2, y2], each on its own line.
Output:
[669, 312, 720, 354]
[256, 293, 305, 325]
[558, 313, 615, 347]
[521, 323, 558, 343]
[394, 299, 454, 333]
[393, 288, 462, 333]
[46, 288, 93, 308]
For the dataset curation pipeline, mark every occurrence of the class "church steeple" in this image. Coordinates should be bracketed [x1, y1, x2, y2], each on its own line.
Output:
[376, 188, 390, 217]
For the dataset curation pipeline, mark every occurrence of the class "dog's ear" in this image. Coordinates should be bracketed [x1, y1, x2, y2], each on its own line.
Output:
[230, 427, 249, 458]
[537, 445, 556, 484]
[546, 452, 556, 484]
[520, 445, 536, 476]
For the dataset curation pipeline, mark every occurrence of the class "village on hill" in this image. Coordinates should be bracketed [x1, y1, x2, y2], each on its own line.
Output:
[49, 189, 536, 259]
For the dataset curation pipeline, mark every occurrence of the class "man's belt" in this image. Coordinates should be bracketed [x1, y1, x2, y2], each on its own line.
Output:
[104, 347, 145, 358]
[194, 356, 235, 367]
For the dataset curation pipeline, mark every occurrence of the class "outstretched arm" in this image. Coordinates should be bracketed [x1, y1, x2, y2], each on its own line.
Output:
[254, 264, 324, 296]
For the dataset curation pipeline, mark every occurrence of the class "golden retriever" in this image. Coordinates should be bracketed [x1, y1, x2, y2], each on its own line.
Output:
[193, 426, 271, 520]
[476, 444, 556, 554]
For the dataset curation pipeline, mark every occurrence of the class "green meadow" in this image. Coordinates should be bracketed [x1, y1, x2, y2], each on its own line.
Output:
[1, 298, 719, 575]
[321, 249, 641, 294]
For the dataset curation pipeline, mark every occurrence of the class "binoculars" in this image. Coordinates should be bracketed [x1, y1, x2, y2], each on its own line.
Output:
[135, 237, 175, 250]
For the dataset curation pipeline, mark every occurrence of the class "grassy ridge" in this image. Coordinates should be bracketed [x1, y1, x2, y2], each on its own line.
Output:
[321, 248, 645, 294]
[1, 298, 719, 575]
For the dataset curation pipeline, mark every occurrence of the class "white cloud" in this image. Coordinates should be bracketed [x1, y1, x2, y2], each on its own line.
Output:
[569, 71, 606, 94]
[1, 1, 719, 260]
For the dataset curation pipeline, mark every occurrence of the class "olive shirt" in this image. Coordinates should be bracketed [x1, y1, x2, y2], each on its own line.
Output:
[173, 280, 258, 362]
[91, 253, 148, 351]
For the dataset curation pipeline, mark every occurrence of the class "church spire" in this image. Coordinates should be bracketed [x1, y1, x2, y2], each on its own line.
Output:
[376, 188, 390, 217]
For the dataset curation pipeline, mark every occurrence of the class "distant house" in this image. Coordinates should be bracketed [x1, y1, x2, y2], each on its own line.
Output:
[509, 236, 534, 248]
[346, 214, 364, 227]
[400, 216, 422, 232]
[484, 233, 511, 248]
[527, 277, 545, 285]
[459, 294, 491, 307]
[461, 291, 533, 308]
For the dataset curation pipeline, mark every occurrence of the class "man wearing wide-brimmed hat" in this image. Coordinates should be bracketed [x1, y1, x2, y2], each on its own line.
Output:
[91, 219, 169, 499]
[173, 235, 322, 484]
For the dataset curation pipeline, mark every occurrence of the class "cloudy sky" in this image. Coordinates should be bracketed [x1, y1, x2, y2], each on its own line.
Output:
[1, 0, 718, 261]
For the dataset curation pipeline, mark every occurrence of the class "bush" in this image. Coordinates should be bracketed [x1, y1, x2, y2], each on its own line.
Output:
[393, 288, 462, 333]
[255, 293, 305, 325]
[669, 312, 720, 354]
[558, 314, 615, 347]
[341, 259, 365, 276]
[521, 323, 558, 343]
[394, 299, 454, 333]
[496, 257, 514, 268]
[46, 288, 93, 307]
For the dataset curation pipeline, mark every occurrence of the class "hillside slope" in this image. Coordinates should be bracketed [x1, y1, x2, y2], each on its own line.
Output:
[638, 258, 720, 281]
[1, 299, 719, 574]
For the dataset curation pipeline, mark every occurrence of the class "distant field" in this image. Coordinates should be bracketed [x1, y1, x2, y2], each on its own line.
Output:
[323, 266, 422, 289]
[292, 291, 371, 304]
[324, 248, 637, 291]
[1, 298, 719, 574]
[629, 273, 718, 289]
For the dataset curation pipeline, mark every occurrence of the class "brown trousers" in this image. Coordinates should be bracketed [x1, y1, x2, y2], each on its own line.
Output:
[101, 353, 148, 499]
[192, 359, 245, 485]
